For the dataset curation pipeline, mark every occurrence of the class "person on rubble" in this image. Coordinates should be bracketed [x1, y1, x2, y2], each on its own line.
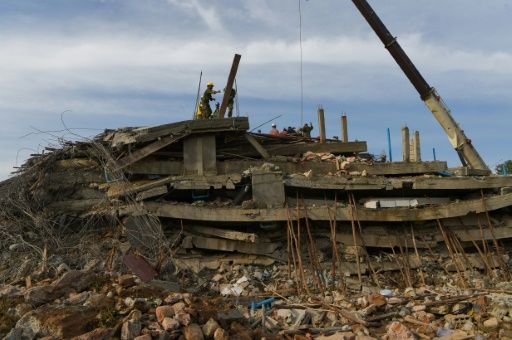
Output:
[224, 87, 237, 118]
[287, 126, 297, 136]
[211, 102, 220, 118]
[280, 128, 288, 135]
[269, 123, 279, 135]
[196, 96, 204, 119]
[302, 122, 314, 138]
[201, 82, 221, 119]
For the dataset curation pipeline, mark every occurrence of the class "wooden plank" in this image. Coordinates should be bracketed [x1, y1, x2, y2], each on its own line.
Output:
[115, 134, 188, 171]
[219, 54, 241, 118]
[244, 133, 270, 159]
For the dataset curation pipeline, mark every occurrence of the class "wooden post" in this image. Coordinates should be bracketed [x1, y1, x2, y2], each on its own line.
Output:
[219, 54, 241, 118]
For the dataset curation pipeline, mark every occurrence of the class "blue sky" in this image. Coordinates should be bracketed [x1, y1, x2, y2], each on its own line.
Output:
[1, 0, 511, 180]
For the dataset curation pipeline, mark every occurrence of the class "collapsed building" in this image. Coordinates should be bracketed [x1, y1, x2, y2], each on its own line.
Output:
[1, 116, 511, 286]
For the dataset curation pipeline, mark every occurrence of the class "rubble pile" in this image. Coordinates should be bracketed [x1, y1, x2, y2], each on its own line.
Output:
[2, 260, 512, 339]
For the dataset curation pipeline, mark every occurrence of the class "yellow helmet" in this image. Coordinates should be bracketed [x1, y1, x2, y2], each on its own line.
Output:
[207, 81, 214, 86]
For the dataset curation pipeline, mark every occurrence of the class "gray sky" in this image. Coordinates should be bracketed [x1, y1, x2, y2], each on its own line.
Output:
[1, 0, 511, 180]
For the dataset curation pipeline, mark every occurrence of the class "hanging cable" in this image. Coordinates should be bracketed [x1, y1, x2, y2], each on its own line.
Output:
[298, 0, 304, 127]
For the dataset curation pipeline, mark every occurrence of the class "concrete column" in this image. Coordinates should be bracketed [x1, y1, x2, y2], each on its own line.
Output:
[183, 135, 217, 175]
[411, 130, 421, 162]
[341, 115, 349, 143]
[402, 126, 410, 162]
[318, 106, 326, 143]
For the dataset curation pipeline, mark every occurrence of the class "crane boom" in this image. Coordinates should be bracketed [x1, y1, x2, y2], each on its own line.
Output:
[352, 0, 490, 174]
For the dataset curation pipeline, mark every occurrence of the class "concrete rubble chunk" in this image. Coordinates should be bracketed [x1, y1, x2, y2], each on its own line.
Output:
[182, 323, 204, 340]
[121, 319, 142, 340]
[202, 318, 220, 338]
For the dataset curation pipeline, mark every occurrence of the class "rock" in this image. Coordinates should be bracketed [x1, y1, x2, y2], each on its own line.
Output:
[84, 294, 114, 310]
[386, 321, 415, 340]
[217, 309, 245, 323]
[484, 317, 499, 328]
[164, 293, 184, 304]
[202, 318, 220, 338]
[161, 317, 180, 331]
[213, 327, 229, 340]
[149, 280, 181, 293]
[70, 328, 115, 340]
[175, 310, 192, 326]
[182, 323, 204, 340]
[24, 270, 96, 306]
[14, 303, 33, 318]
[16, 305, 96, 339]
[0, 284, 22, 298]
[118, 274, 136, 287]
[315, 332, 355, 339]
[368, 293, 386, 307]
[121, 319, 142, 340]
[134, 335, 152, 340]
[3, 328, 22, 340]
[156, 305, 176, 323]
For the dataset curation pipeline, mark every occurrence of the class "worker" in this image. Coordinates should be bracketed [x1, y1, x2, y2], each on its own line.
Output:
[280, 128, 287, 135]
[211, 102, 220, 118]
[224, 87, 237, 118]
[201, 82, 221, 119]
[302, 122, 314, 138]
[287, 126, 297, 136]
[269, 123, 279, 135]
[196, 96, 204, 119]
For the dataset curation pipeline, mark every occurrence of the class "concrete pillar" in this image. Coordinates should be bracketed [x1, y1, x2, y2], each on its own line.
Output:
[318, 106, 326, 143]
[183, 135, 217, 175]
[410, 131, 421, 162]
[252, 171, 285, 208]
[341, 115, 349, 143]
[402, 126, 410, 162]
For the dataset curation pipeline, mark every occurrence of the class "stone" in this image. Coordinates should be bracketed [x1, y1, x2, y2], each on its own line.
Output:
[149, 280, 181, 293]
[161, 317, 180, 331]
[0, 284, 22, 298]
[121, 319, 142, 340]
[24, 270, 96, 306]
[182, 323, 205, 340]
[484, 317, 499, 328]
[134, 335, 152, 340]
[16, 305, 96, 339]
[156, 305, 176, 323]
[118, 274, 136, 288]
[213, 328, 229, 340]
[175, 311, 192, 326]
[163, 292, 183, 304]
[84, 294, 114, 310]
[368, 293, 386, 307]
[386, 321, 415, 340]
[70, 328, 115, 340]
[172, 301, 186, 312]
[202, 318, 220, 338]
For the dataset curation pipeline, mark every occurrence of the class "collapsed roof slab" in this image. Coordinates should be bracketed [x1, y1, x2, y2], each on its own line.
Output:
[121, 191, 512, 223]
[106, 117, 250, 147]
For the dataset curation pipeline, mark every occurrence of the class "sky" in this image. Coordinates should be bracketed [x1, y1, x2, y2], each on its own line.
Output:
[1, 0, 511, 181]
